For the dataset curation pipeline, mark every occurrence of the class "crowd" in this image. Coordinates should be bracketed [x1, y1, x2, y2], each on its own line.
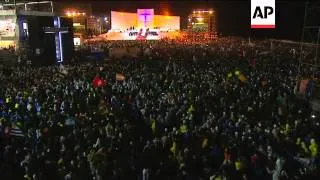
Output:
[0, 37, 319, 180]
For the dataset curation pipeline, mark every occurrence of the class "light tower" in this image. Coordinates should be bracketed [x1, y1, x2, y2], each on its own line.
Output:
[298, 0, 320, 76]
[298, 0, 320, 111]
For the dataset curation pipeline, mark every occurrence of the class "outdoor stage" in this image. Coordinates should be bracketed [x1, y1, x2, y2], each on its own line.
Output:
[104, 30, 181, 40]
[106, 9, 180, 40]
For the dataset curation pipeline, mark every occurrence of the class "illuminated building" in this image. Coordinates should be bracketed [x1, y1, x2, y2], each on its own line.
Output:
[187, 9, 216, 32]
[0, 1, 74, 65]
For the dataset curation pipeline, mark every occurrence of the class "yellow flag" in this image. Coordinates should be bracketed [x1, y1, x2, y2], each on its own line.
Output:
[180, 125, 188, 133]
[238, 74, 247, 82]
[235, 161, 242, 170]
[309, 142, 318, 157]
[202, 138, 208, 148]
[188, 104, 195, 113]
[235, 70, 240, 76]
[170, 142, 177, 157]
[151, 119, 156, 134]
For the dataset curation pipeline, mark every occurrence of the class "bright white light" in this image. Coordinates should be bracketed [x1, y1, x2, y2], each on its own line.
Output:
[73, 37, 81, 46]
[23, 22, 28, 30]
[197, 17, 204, 22]
[311, 115, 316, 118]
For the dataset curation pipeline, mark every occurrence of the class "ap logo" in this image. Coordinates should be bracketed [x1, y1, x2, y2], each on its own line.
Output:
[251, 0, 275, 28]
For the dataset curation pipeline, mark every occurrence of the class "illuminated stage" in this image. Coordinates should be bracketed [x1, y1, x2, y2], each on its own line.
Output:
[108, 9, 180, 40]
[105, 29, 180, 40]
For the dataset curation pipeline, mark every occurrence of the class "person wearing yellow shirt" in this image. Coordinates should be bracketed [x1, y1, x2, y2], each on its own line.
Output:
[202, 137, 208, 149]
[180, 120, 188, 134]
[23, 174, 31, 180]
[235, 159, 243, 171]
[170, 142, 177, 158]
[284, 123, 291, 136]
[309, 138, 318, 157]
[6, 96, 11, 103]
[296, 137, 301, 145]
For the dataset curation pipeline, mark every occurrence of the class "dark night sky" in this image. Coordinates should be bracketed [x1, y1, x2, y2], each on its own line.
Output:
[60, 0, 307, 41]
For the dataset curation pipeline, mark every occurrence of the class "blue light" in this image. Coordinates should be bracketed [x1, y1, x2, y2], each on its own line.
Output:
[44, 16, 68, 63]
[57, 17, 63, 63]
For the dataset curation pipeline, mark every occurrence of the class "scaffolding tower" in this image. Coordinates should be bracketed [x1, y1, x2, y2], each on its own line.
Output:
[299, 0, 320, 76]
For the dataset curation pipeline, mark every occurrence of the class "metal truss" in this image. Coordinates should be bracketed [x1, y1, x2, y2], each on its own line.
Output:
[299, 0, 320, 74]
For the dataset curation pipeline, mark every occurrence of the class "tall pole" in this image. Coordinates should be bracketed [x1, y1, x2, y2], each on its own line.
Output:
[315, 27, 320, 65]
[100, 20, 102, 35]
[51, 1, 54, 13]
[14, 0, 17, 52]
[298, 1, 309, 79]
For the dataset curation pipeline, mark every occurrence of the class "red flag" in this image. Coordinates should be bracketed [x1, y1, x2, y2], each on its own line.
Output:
[299, 79, 309, 94]
[93, 76, 107, 88]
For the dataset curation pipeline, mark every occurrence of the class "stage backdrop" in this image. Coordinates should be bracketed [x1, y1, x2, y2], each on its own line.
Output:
[153, 15, 180, 30]
[111, 10, 180, 31]
[111, 11, 137, 31]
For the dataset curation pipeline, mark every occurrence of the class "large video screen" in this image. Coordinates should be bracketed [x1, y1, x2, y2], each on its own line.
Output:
[0, 19, 16, 37]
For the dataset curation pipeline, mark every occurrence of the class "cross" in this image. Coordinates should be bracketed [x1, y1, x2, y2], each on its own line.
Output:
[139, 10, 152, 28]
[44, 17, 69, 63]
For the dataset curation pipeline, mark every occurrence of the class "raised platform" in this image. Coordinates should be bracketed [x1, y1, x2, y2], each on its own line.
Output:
[102, 30, 181, 41]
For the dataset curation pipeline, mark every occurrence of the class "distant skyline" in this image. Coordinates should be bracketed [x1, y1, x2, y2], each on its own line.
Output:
[54, 0, 307, 41]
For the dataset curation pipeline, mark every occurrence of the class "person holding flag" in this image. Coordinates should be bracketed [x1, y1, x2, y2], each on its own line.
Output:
[93, 74, 107, 88]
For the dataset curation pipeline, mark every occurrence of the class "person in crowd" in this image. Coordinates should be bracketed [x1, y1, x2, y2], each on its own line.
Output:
[0, 37, 319, 180]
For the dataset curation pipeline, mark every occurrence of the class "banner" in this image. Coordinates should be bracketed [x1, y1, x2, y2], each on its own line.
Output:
[116, 73, 125, 81]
